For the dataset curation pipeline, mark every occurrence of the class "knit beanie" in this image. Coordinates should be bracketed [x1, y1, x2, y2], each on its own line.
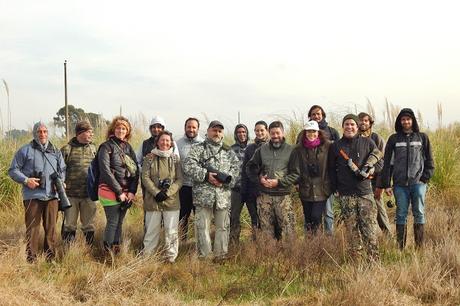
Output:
[342, 114, 359, 126]
[75, 120, 93, 135]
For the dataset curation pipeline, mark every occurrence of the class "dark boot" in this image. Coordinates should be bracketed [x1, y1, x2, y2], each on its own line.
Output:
[62, 231, 76, 244]
[414, 224, 424, 248]
[103, 241, 111, 252]
[112, 244, 121, 255]
[84, 231, 95, 245]
[396, 224, 407, 250]
[251, 225, 258, 241]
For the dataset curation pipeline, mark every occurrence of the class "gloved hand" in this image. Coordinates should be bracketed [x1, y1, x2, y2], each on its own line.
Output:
[155, 191, 169, 202]
[359, 164, 375, 179]
[347, 159, 361, 176]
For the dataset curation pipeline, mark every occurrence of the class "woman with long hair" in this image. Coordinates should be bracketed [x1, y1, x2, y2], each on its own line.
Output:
[291, 120, 332, 234]
[98, 116, 139, 254]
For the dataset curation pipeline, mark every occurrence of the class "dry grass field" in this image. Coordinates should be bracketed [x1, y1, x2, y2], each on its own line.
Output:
[0, 120, 459, 305]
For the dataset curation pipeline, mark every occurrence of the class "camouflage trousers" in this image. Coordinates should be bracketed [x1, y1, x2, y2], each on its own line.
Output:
[338, 194, 379, 259]
[195, 206, 230, 258]
[257, 193, 295, 239]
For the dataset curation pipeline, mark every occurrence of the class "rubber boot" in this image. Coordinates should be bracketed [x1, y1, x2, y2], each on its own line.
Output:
[62, 231, 76, 244]
[414, 224, 424, 248]
[396, 224, 407, 250]
[84, 231, 95, 245]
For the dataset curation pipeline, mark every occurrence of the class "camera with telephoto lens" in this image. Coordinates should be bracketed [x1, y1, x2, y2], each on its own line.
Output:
[158, 178, 172, 191]
[307, 163, 320, 178]
[206, 166, 232, 184]
[50, 172, 72, 211]
[31, 171, 46, 189]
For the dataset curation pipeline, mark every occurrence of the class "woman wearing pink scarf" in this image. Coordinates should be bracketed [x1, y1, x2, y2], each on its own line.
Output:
[290, 120, 332, 234]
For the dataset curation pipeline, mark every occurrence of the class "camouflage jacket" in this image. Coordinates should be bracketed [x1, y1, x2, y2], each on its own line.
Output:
[183, 138, 240, 210]
[61, 137, 97, 198]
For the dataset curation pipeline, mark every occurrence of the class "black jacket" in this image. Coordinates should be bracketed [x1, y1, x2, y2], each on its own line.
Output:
[98, 137, 139, 197]
[241, 139, 267, 200]
[328, 135, 382, 196]
[379, 132, 434, 187]
[379, 108, 434, 188]
[230, 123, 249, 191]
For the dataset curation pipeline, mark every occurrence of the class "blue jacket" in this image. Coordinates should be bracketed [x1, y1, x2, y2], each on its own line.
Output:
[9, 140, 66, 201]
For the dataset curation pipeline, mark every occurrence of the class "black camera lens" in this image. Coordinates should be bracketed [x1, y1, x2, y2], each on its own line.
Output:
[159, 178, 172, 190]
[307, 163, 320, 177]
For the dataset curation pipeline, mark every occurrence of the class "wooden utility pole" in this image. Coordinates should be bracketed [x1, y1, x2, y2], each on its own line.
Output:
[64, 60, 70, 140]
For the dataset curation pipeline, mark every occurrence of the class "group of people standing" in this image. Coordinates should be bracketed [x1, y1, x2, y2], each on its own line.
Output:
[8, 105, 434, 263]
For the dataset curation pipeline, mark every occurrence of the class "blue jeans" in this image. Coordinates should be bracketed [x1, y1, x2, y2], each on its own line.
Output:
[103, 204, 128, 246]
[323, 194, 334, 234]
[394, 184, 427, 225]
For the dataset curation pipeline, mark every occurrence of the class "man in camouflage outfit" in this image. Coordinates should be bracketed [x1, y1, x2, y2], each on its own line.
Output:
[60, 121, 97, 245]
[328, 114, 383, 260]
[183, 120, 240, 259]
[246, 121, 297, 240]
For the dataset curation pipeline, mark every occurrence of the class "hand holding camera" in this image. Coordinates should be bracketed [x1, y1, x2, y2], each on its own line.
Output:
[155, 178, 171, 202]
[205, 166, 231, 185]
[208, 172, 223, 187]
[359, 164, 375, 180]
[155, 191, 168, 202]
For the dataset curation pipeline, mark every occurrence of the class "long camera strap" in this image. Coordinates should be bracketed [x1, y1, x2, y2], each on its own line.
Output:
[40, 145, 63, 178]
[200, 141, 223, 166]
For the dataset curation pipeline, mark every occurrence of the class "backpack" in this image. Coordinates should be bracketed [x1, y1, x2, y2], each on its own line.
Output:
[87, 147, 101, 201]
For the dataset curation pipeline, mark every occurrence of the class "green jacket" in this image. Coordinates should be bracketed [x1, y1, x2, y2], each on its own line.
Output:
[61, 138, 96, 198]
[290, 140, 332, 202]
[246, 140, 296, 196]
[141, 150, 183, 211]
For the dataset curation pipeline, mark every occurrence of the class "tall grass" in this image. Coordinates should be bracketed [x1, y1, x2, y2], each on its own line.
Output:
[0, 109, 459, 305]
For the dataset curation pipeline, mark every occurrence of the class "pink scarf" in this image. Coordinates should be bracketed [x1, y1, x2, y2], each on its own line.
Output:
[303, 137, 321, 149]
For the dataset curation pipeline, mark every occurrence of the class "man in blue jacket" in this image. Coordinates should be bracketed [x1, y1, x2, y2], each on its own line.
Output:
[379, 108, 434, 249]
[9, 122, 66, 262]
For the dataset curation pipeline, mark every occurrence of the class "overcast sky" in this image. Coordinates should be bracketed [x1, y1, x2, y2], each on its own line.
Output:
[1, 0, 459, 137]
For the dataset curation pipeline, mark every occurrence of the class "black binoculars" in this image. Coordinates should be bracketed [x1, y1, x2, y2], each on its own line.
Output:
[31, 171, 46, 189]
